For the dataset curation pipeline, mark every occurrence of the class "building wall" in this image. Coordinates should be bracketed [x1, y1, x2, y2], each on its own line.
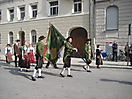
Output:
[0, 0, 90, 60]
[95, 0, 132, 52]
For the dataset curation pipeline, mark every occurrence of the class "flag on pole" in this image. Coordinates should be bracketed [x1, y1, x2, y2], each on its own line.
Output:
[44, 23, 66, 65]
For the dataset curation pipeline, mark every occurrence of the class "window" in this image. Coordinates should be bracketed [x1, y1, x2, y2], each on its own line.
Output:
[0, 34, 1, 44]
[31, 5, 37, 18]
[50, 1, 58, 16]
[73, 0, 82, 13]
[0, 10, 1, 21]
[9, 32, 13, 45]
[106, 6, 118, 30]
[8, 8, 14, 21]
[19, 7, 25, 20]
[31, 30, 36, 44]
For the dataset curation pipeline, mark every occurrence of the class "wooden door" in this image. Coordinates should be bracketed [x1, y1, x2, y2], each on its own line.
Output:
[70, 28, 87, 57]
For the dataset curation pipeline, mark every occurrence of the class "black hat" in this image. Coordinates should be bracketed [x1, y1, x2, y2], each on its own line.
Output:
[16, 39, 20, 42]
[39, 36, 46, 40]
[86, 39, 91, 41]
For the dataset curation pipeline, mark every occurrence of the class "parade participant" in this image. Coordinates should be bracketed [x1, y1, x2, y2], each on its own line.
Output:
[45, 61, 58, 69]
[83, 39, 92, 72]
[45, 53, 61, 69]
[13, 39, 21, 67]
[5, 44, 13, 64]
[129, 44, 132, 66]
[96, 44, 103, 68]
[27, 44, 35, 65]
[20, 41, 30, 72]
[60, 37, 78, 77]
[31, 36, 46, 81]
[112, 41, 118, 62]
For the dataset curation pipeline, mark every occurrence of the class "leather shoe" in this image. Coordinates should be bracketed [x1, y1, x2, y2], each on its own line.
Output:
[60, 73, 65, 77]
[38, 76, 45, 78]
[67, 75, 73, 77]
[31, 76, 36, 81]
[54, 66, 59, 69]
[87, 70, 91, 72]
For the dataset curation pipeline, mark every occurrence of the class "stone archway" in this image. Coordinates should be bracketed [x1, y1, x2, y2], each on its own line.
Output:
[70, 27, 88, 57]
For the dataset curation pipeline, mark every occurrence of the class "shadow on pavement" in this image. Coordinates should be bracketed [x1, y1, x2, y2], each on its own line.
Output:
[100, 78, 132, 86]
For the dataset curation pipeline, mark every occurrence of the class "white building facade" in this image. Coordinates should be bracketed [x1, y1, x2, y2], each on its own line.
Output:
[0, 0, 132, 60]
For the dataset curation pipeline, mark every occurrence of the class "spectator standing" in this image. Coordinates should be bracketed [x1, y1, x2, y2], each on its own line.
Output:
[20, 41, 30, 72]
[129, 44, 132, 66]
[27, 44, 36, 65]
[5, 44, 13, 64]
[96, 44, 103, 68]
[13, 39, 21, 67]
[112, 41, 118, 62]
[124, 42, 129, 61]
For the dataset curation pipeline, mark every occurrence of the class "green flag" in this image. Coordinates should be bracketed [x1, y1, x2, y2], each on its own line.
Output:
[44, 24, 66, 65]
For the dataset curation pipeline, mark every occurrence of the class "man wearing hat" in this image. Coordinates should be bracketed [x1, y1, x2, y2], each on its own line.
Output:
[13, 39, 21, 67]
[83, 39, 92, 72]
[31, 36, 46, 81]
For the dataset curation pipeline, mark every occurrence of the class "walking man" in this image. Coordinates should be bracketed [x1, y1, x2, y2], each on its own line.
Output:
[83, 39, 92, 72]
[31, 36, 46, 81]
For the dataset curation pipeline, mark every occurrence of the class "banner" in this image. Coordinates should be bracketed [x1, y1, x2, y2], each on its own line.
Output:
[44, 24, 66, 65]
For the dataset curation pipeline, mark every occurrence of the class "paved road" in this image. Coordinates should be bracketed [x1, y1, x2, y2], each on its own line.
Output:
[0, 60, 132, 99]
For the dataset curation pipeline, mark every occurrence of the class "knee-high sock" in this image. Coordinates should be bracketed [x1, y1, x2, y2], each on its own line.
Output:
[87, 66, 90, 70]
[38, 69, 42, 76]
[33, 69, 37, 77]
[60, 68, 65, 74]
[67, 68, 71, 75]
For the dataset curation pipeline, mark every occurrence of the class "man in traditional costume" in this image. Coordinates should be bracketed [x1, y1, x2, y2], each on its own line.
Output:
[60, 37, 78, 77]
[13, 39, 21, 67]
[31, 36, 46, 81]
[83, 39, 92, 72]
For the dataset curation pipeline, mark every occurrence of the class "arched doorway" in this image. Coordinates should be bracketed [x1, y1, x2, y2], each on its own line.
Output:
[70, 27, 88, 57]
[19, 31, 25, 46]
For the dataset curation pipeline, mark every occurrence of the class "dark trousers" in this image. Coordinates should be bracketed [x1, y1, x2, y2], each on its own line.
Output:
[64, 56, 71, 68]
[35, 55, 43, 70]
[130, 54, 132, 66]
[46, 61, 57, 68]
[113, 52, 117, 61]
[14, 55, 22, 67]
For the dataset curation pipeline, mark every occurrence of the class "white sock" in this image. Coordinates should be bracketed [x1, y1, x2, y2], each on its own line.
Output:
[38, 69, 42, 76]
[87, 66, 90, 70]
[67, 68, 71, 75]
[60, 68, 65, 74]
[32, 69, 37, 77]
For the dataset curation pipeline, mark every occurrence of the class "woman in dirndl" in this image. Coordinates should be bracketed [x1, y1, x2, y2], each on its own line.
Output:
[27, 44, 35, 65]
[96, 44, 103, 68]
[20, 41, 30, 72]
[5, 44, 13, 64]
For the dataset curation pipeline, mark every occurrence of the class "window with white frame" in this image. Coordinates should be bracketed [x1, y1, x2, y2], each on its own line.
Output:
[49, 1, 58, 16]
[8, 8, 14, 21]
[0, 10, 1, 21]
[19, 6, 25, 20]
[0, 34, 1, 44]
[9, 32, 13, 45]
[106, 6, 118, 30]
[73, 0, 82, 13]
[31, 30, 37, 44]
[31, 5, 37, 18]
